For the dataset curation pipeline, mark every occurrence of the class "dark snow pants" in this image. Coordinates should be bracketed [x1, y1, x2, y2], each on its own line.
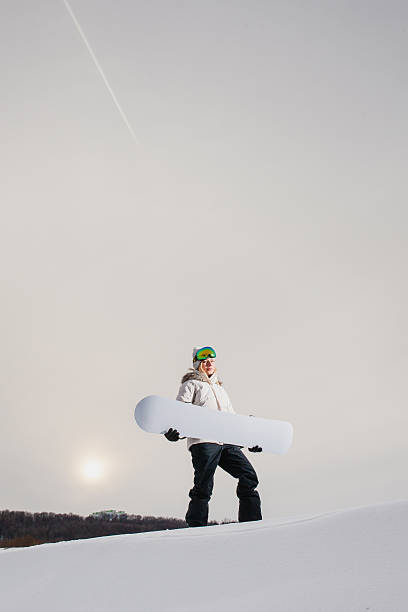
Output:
[185, 443, 262, 527]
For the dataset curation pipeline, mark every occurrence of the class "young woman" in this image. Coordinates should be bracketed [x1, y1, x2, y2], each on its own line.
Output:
[165, 346, 262, 527]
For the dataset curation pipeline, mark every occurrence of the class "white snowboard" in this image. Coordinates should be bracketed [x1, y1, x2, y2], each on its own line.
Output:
[135, 395, 293, 455]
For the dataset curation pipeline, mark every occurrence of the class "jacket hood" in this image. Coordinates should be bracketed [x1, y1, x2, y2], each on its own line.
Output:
[181, 368, 223, 386]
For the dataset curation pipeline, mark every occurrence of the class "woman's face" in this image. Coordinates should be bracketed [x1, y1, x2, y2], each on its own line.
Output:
[202, 358, 216, 376]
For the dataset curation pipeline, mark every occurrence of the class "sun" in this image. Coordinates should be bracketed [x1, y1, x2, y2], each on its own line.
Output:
[81, 459, 105, 482]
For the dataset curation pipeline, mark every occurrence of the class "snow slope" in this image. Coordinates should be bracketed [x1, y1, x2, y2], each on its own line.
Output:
[1, 501, 407, 612]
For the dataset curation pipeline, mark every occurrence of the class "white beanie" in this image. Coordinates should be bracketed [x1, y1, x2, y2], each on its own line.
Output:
[192, 346, 202, 370]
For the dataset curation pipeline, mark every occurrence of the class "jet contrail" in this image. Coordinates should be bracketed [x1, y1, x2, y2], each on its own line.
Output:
[62, 0, 139, 144]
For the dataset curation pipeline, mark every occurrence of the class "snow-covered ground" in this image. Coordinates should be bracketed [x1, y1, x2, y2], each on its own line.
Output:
[1, 501, 407, 612]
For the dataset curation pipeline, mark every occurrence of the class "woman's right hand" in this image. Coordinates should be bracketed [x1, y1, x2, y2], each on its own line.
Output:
[164, 428, 180, 442]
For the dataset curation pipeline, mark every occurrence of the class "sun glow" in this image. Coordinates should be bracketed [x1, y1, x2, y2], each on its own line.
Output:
[81, 459, 105, 481]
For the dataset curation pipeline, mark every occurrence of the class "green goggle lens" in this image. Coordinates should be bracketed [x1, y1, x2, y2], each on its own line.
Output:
[195, 347, 216, 361]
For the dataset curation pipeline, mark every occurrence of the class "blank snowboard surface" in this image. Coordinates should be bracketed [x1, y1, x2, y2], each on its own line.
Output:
[135, 395, 293, 454]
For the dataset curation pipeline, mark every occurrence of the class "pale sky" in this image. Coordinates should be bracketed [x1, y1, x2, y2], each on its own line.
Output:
[1, 0, 407, 523]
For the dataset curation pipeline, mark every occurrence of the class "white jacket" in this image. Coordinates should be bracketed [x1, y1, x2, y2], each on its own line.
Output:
[176, 369, 235, 450]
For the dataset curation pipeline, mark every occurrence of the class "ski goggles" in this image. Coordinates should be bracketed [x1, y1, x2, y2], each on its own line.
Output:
[194, 346, 216, 361]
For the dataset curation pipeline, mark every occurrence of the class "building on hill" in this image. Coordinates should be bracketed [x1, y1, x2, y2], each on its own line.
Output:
[89, 510, 128, 521]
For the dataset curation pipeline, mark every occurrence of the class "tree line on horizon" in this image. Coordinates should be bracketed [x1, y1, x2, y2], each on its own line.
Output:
[0, 509, 223, 548]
